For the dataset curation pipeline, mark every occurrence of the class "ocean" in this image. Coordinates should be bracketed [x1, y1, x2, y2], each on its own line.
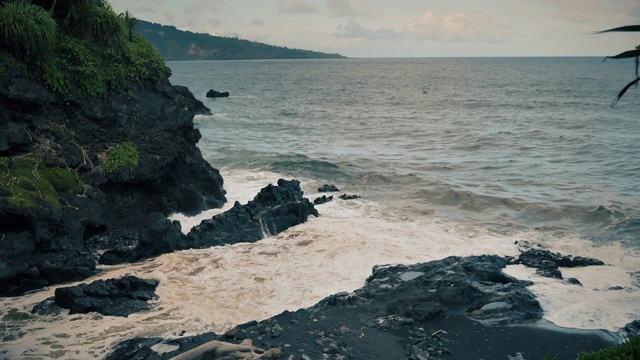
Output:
[1, 57, 639, 359]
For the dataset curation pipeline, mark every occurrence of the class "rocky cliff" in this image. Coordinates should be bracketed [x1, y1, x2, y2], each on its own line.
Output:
[0, 64, 226, 296]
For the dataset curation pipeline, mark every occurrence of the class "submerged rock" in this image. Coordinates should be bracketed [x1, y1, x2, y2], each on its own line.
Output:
[54, 276, 159, 317]
[339, 194, 361, 200]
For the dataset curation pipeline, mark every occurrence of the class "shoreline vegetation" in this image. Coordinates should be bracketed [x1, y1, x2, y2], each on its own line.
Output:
[0, 1, 638, 359]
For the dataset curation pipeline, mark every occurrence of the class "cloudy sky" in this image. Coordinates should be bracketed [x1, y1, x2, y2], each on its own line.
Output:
[108, 0, 640, 58]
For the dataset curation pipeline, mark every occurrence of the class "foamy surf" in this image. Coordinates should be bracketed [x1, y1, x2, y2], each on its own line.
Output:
[1, 170, 639, 359]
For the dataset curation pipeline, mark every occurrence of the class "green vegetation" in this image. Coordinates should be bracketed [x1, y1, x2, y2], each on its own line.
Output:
[0, 0, 167, 98]
[542, 335, 640, 360]
[598, 25, 640, 106]
[101, 141, 139, 173]
[0, 0, 57, 58]
[136, 20, 346, 61]
[0, 153, 84, 209]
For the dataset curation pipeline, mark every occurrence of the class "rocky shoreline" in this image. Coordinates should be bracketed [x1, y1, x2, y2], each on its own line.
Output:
[99, 252, 622, 360]
[2, 61, 638, 360]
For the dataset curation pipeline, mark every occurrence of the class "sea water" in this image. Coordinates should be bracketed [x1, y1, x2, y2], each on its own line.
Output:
[1, 58, 639, 359]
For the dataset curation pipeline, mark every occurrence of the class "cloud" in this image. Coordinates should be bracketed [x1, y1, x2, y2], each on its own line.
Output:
[404, 11, 512, 43]
[208, 18, 222, 28]
[550, 0, 600, 23]
[326, 0, 374, 18]
[278, 0, 319, 14]
[251, 17, 265, 26]
[334, 18, 401, 40]
[183, 0, 226, 16]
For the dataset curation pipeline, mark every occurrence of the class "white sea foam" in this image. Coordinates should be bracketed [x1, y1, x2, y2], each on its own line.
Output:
[1, 170, 639, 359]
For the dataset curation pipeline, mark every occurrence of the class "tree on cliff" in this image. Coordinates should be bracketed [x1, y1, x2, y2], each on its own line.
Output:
[597, 25, 640, 106]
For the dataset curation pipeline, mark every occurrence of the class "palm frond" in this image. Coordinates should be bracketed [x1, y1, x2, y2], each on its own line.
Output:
[596, 25, 640, 34]
[612, 77, 640, 107]
[604, 49, 640, 60]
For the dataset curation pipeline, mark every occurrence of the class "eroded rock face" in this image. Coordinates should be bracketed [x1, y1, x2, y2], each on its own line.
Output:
[186, 179, 318, 249]
[98, 179, 318, 264]
[0, 66, 226, 296]
[54, 276, 159, 317]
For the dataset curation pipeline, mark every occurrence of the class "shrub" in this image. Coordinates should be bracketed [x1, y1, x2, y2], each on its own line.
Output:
[102, 142, 139, 173]
[575, 335, 640, 360]
[0, 0, 57, 59]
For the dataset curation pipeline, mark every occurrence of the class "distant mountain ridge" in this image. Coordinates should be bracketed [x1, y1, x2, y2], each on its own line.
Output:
[136, 20, 346, 61]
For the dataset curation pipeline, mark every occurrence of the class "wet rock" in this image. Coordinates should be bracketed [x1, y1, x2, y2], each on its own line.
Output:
[206, 89, 230, 98]
[512, 249, 604, 279]
[318, 184, 340, 192]
[339, 194, 361, 200]
[313, 195, 333, 205]
[187, 179, 318, 248]
[54, 276, 159, 317]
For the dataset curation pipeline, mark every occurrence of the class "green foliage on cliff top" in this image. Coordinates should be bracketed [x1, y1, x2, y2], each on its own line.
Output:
[0, 0, 57, 58]
[0, 153, 84, 209]
[0, 0, 167, 98]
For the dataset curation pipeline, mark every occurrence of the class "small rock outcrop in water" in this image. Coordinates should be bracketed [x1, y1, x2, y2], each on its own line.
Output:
[512, 249, 605, 279]
[107, 254, 617, 360]
[339, 194, 361, 200]
[186, 179, 318, 249]
[318, 184, 340, 192]
[54, 276, 159, 317]
[99, 179, 318, 264]
[206, 89, 230, 98]
[313, 195, 333, 205]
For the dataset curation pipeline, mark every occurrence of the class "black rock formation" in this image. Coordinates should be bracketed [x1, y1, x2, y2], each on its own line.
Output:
[313, 195, 333, 205]
[54, 276, 159, 317]
[339, 194, 361, 200]
[512, 249, 605, 279]
[106, 255, 617, 360]
[206, 89, 230, 98]
[318, 184, 340, 192]
[99, 179, 318, 264]
[186, 179, 318, 249]
[0, 64, 226, 296]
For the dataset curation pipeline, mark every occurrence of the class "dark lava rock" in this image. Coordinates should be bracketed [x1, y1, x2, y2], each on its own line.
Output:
[567, 278, 583, 286]
[186, 179, 318, 249]
[99, 179, 317, 264]
[206, 89, 230, 98]
[54, 276, 159, 317]
[512, 249, 604, 279]
[313, 195, 333, 205]
[621, 319, 640, 338]
[0, 64, 226, 296]
[339, 194, 361, 200]
[107, 255, 618, 360]
[174, 85, 211, 115]
[318, 184, 340, 192]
